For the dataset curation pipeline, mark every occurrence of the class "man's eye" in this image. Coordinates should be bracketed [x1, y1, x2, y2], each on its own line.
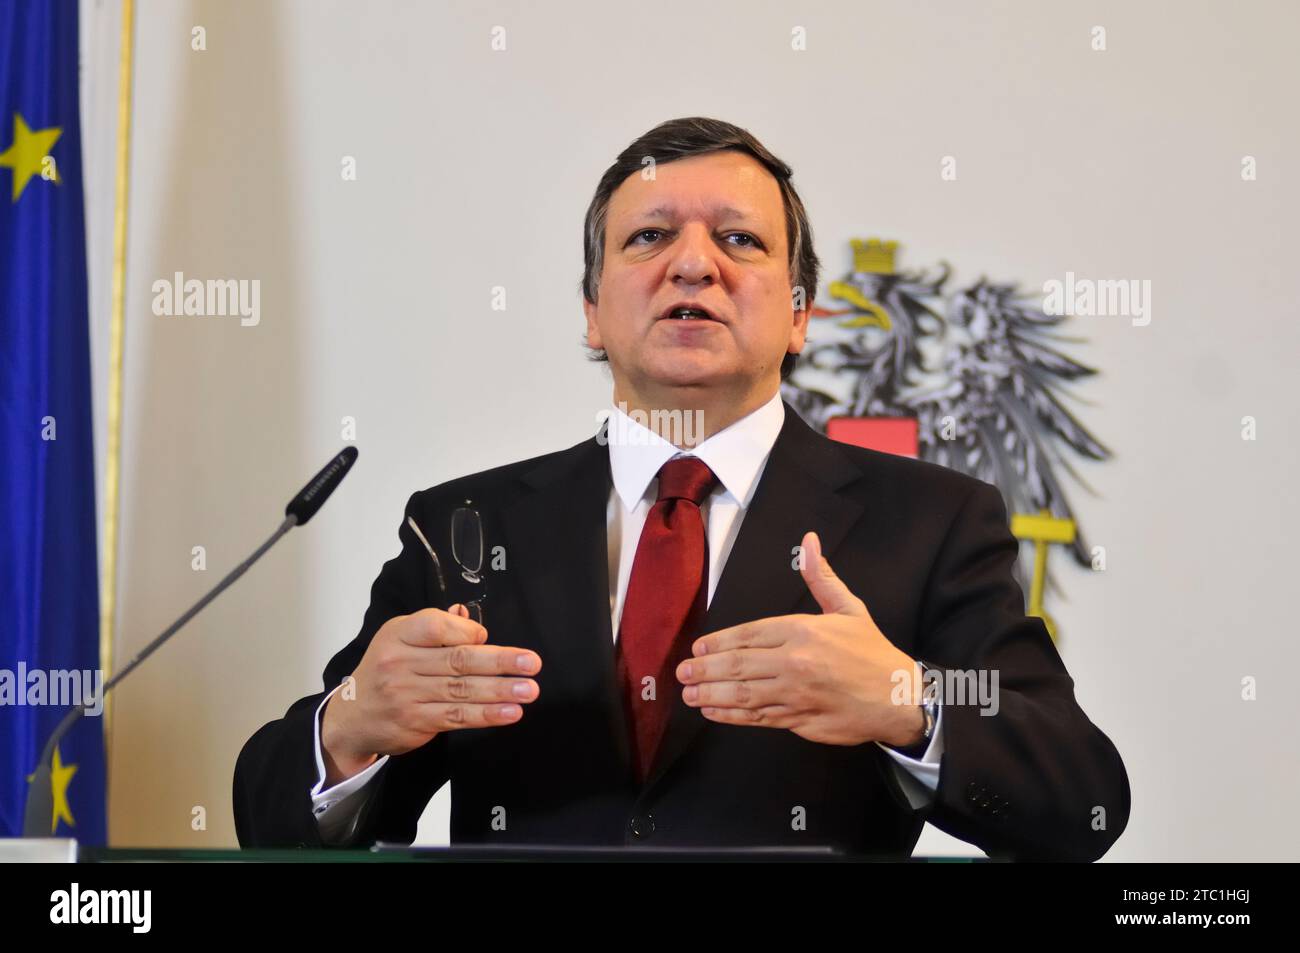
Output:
[629, 229, 762, 248]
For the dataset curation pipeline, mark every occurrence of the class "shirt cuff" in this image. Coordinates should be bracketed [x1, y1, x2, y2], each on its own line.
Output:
[875, 702, 945, 810]
[311, 682, 390, 843]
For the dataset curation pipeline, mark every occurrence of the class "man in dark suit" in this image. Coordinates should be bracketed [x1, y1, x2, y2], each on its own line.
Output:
[233, 117, 1129, 860]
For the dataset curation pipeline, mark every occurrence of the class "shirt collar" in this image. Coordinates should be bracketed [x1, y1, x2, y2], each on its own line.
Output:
[607, 389, 786, 511]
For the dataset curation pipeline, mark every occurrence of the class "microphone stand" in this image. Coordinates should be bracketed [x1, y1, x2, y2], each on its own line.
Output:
[22, 444, 357, 839]
[22, 515, 298, 838]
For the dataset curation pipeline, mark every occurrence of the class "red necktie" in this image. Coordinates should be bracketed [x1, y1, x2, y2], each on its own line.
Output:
[615, 455, 718, 784]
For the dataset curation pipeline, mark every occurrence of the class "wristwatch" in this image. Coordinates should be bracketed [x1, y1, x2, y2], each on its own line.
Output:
[891, 659, 941, 758]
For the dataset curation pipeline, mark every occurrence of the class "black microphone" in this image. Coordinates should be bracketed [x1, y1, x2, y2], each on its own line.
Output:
[22, 448, 360, 839]
[286, 445, 358, 526]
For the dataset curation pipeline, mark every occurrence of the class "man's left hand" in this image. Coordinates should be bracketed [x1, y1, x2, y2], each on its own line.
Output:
[677, 530, 926, 748]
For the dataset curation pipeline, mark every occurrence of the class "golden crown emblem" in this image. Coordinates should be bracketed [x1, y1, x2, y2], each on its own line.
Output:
[850, 238, 898, 275]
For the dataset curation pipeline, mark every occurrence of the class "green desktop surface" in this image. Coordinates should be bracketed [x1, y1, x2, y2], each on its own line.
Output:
[77, 845, 983, 863]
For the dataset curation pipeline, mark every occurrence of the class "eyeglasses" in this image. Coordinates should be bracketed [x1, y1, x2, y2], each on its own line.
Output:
[407, 500, 487, 625]
[451, 503, 486, 623]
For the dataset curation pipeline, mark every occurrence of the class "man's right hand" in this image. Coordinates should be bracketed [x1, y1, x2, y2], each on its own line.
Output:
[320, 604, 541, 786]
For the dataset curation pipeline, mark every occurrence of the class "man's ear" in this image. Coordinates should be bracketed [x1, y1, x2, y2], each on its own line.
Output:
[583, 297, 603, 351]
[788, 284, 812, 356]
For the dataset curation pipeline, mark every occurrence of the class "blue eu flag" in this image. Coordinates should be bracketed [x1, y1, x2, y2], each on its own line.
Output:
[0, 0, 107, 843]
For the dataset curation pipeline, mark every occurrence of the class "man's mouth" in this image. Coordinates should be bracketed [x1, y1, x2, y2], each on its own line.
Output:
[660, 304, 721, 322]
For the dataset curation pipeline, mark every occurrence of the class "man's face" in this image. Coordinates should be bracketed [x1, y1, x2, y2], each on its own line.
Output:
[583, 150, 809, 403]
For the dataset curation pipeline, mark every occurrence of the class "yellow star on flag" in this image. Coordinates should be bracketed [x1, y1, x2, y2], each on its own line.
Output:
[27, 744, 79, 833]
[0, 112, 63, 202]
[49, 745, 79, 832]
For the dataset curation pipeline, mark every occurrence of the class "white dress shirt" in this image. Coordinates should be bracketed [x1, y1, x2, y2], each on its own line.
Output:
[310, 389, 943, 843]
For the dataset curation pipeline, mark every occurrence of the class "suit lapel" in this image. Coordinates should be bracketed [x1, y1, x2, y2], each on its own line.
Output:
[497, 427, 633, 766]
[644, 402, 866, 791]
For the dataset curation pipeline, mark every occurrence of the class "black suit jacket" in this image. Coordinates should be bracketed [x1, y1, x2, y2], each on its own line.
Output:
[233, 401, 1130, 860]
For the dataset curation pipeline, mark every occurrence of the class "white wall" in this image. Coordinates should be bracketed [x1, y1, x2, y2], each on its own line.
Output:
[87, 0, 1300, 859]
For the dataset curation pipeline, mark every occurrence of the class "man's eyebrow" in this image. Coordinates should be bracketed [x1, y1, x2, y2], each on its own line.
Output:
[630, 204, 758, 223]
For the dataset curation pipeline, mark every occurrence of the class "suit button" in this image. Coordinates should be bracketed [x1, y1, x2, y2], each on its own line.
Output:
[629, 814, 656, 839]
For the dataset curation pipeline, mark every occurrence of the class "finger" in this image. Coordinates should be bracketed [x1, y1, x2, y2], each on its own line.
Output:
[413, 675, 540, 705]
[698, 704, 798, 729]
[399, 606, 487, 648]
[799, 531, 868, 617]
[419, 643, 542, 677]
[682, 678, 783, 710]
[411, 701, 525, 733]
[691, 616, 792, 658]
[677, 648, 783, 685]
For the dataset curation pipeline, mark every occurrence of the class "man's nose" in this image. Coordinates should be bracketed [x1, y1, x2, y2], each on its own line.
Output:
[668, 222, 721, 286]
